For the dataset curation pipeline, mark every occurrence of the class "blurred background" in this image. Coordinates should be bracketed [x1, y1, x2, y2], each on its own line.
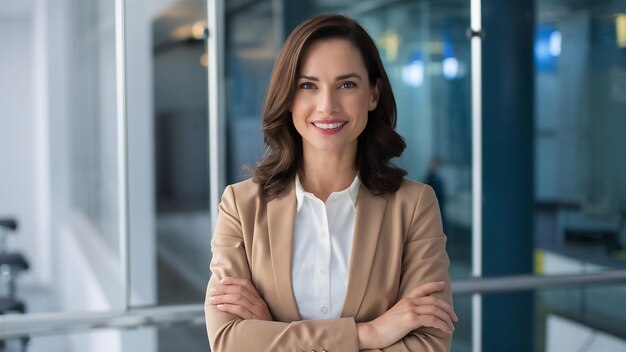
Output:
[0, 0, 625, 351]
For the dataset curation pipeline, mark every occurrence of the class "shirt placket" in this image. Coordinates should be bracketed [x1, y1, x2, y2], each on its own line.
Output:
[313, 197, 331, 319]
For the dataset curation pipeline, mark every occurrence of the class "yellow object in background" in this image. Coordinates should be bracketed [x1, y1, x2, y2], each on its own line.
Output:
[534, 249, 545, 274]
[617, 15, 626, 48]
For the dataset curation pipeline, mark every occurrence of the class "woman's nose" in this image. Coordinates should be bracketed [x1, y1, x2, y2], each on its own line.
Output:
[316, 88, 339, 114]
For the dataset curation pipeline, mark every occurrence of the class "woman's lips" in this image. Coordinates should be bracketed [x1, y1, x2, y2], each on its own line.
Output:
[311, 121, 347, 135]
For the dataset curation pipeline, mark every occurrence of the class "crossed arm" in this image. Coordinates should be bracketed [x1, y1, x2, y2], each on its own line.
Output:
[208, 278, 456, 350]
[205, 184, 456, 351]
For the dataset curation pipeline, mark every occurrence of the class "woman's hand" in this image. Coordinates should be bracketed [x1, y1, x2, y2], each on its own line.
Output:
[208, 277, 273, 321]
[357, 281, 458, 350]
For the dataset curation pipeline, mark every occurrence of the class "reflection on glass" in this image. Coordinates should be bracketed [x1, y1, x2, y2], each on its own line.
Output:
[534, 2, 626, 279]
[352, 1, 472, 277]
[534, 284, 626, 350]
[125, 0, 210, 312]
[534, 0, 626, 348]
[0, 0, 124, 323]
[69, 0, 120, 257]
[125, 0, 210, 349]
[6, 323, 209, 352]
[354, 5, 472, 349]
[226, 0, 277, 182]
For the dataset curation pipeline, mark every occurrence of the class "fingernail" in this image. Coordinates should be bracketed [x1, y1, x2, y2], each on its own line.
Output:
[209, 296, 215, 302]
[209, 288, 216, 292]
[217, 304, 224, 309]
[438, 281, 446, 285]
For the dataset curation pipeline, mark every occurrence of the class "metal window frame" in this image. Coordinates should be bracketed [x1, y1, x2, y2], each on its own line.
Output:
[114, 0, 130, 311]
[470, 0, 483, 350]
[208, 0, 227, 232]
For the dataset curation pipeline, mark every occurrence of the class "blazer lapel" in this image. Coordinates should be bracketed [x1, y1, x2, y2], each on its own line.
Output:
[266, 183, 301, 321]
[341, 185, 388, 318]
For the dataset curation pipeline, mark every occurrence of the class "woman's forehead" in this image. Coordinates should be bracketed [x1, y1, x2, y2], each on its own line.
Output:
[298, 39, 367, 76]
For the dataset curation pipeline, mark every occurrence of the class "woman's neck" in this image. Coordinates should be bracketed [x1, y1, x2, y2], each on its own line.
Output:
[300, 151, 358, 202]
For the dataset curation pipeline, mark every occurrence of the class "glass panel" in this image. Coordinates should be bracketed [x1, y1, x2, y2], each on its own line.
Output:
[538, 283, 626, 341]
[157, 323, 208, 352]
[354, 3, 473, 349]
[534, 1, 626, 275]
[528, 0, 626, 351]
[474, 283, 626, 351]
[450, 295, 473, 352]
[69, 0, 119, 257]
[12, 326, 158, 352]
[225, 0, 276, 182]
[0, 0, 123, 314]
[225, 0, 473, 349]
[4, 320, 207, 352]
[351, 0, 473, 276]
[125, 0, 210, 311]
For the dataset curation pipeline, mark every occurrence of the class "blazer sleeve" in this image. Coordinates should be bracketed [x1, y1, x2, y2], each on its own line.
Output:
[365, 184, 453, 352]
[205, 185, 360, 352]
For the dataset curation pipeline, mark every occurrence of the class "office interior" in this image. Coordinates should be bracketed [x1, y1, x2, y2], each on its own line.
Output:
[0, 0, 625, 351]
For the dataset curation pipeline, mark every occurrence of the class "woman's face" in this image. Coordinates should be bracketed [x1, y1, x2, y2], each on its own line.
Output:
[291, 39, 379, 158]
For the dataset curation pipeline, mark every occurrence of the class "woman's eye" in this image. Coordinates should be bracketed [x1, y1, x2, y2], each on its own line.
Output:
[299, 82, 315, 89]
[340, 81, 356, 89]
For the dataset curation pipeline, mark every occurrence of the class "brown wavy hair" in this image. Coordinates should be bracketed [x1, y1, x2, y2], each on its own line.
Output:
[253, 14, 407, 200]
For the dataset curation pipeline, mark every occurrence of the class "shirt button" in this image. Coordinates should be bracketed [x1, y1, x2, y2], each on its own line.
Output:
[320, 306, 327, 314]
[320, 267, 327, 275]
[321, 231, 327, 238]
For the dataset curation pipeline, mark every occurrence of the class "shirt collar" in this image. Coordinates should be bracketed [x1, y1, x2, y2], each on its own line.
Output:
[295, 173, 360, 212]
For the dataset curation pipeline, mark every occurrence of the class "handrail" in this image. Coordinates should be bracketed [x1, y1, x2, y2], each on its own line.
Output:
[2, 270, 626, 339]
[452, 270, 626, 294]
[0, 304, 205, 339]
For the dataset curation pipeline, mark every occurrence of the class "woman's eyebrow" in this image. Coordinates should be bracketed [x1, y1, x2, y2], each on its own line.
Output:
[335, 73, 362, 81]
[297, 73, 363, 81]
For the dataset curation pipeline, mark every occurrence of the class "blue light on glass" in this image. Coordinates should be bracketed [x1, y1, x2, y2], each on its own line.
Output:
[535, 24, 560, 71]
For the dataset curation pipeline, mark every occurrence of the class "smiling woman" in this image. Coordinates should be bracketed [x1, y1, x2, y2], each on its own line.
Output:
[253, 14, 407, 202]
[291, 39, 375, 165]
[205, 14, 456, 352]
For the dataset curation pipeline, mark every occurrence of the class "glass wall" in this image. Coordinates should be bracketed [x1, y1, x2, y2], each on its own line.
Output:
[124, 0, 211, 310]
[124, 0, 211, 349]
[68, 0, 120, 257]
[0, 0, 127, 315]
[533, 0, 626, 348]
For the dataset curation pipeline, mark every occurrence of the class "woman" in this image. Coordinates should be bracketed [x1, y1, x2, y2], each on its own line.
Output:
[205, 14, 457, 352]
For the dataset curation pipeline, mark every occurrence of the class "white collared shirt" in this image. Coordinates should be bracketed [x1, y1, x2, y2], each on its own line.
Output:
[291, 174, 360, 320]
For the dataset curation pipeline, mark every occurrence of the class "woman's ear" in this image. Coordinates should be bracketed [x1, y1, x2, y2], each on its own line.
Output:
[368, 79, 381, 111]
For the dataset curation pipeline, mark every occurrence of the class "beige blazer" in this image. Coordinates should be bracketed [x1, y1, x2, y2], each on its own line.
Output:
[205, 178, 452, 352]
